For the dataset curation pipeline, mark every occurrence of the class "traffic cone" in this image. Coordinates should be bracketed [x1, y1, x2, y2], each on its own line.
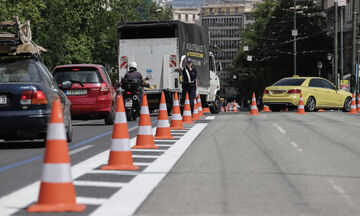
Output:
[203, 107, 211, 113]
[221, 106, 225, 112]
[349, 93, 358, 114]
[170, 91, 184, 130]
[182, 92, 194, 124]
[101, 95, 139, 170]
[296, 92, 305, 114]
[193, 98, 200, 120]
[155, 92, 174, 139]
[248, 93, 260, 115]
[27, 97, 85, 213]
[197, 95, 204, 117]
[357, 94, 360, 112]
[261, 105, 272, 112]
[318, 109, 325, 112]
[233, 100, 238, 112]
[132, 93, 158, 149]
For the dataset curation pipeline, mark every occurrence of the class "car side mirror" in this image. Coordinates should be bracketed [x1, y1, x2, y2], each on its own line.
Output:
[61, 81, 72, 89]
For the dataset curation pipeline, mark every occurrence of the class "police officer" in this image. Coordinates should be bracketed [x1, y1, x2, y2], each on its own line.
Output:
[180, 57, 197, 113]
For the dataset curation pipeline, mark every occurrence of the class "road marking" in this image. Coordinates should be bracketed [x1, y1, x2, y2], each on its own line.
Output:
[154, 144, 173, 147]
[273, 123, 286, 134]
[132, 149, 165, 152]
[154, 139, 177, 143]
[290, 141, 302, 152]
[206, 116, 215, 120]
[69, 145, 94, 155]
[76, 197, 107, 205]
[132, 155, 159, 158]
[89, 170, 140, 176]
[90, 123, 208, 216]
[73, 181, 125, 188]
[328, 179, 355, 207]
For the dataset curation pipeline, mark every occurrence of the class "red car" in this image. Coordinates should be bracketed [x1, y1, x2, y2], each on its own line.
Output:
[53, 64, 116, 125]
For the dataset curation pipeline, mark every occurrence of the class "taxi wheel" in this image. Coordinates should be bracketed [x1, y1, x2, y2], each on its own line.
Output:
[342, 97, 352, 112]
[305, 97, 316, 112]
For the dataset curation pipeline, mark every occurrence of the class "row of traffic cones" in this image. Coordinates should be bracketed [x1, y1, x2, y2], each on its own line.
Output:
[28, 90, 207, 213]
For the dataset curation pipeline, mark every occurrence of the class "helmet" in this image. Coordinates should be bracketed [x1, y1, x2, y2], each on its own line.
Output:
[129, 61, 137, 70]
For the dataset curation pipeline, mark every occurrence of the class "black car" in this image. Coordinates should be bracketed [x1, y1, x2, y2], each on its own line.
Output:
[0, 57, 73, 143]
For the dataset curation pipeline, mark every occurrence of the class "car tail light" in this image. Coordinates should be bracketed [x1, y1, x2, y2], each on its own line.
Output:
[287, 89, 301, 94]
[126, 92, 131, 95]
[21, 90, 48, 105]
[264, 89, 269, 94]
[99, 83, 109, 95]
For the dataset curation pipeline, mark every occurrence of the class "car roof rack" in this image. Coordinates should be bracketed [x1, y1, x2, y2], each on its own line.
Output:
[0, 16, 46, 56]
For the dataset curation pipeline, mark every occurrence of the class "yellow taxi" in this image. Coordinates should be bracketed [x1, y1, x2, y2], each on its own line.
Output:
[262, 76, 353, 112]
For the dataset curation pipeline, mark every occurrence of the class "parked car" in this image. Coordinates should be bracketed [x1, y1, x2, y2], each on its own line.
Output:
[52, 64, 116, 124]
[0, 57, 73, 142]
[262, 75, 352, 112]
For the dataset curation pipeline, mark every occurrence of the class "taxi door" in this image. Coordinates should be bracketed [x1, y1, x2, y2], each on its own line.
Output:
[308, 78, 327, 106]
[320, 79, 341, 107]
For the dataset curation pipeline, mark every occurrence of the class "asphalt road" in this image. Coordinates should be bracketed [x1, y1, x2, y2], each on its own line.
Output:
[2, 111, 360, 215]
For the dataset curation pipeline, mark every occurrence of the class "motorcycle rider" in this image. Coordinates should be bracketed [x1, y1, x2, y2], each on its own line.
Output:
[123, 61, 150, 102]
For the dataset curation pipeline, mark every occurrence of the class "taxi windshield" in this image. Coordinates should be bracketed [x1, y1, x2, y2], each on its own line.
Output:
[273, 78, 305, 86]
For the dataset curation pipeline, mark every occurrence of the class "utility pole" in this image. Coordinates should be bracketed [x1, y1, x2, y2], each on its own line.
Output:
[352, 0, 358, 93]
[334, 0, 339, 87]
[340, 6, 344, 81]
[293, 0, 297, 76]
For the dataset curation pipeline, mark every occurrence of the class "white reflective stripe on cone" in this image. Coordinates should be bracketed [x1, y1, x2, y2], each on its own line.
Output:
[140, 106, 150, 114]
[351, 105, 357, 109]
[185, 100, 190, 104]
[110, 138, 130, 151]
[159, 103, 167, 111]
[298, 105, 304, 109]
[138, 126, 153, 135]
[41, 163, 72, 183]
[173, 100, 179, 106]
[183, 111, 192, 116]
[198, 106, 203, 111]
[194, 109, 198, 114]
[114, 112, 127, 124]
[252, 98, 256, 101]
[251, 106, 257, 109]
[157, 120, 170, 128]
[47, 123, 66, 140]
[171, 114, 182, 120]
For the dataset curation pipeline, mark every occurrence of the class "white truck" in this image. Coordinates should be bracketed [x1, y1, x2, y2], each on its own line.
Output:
[118, 21, 221, 113]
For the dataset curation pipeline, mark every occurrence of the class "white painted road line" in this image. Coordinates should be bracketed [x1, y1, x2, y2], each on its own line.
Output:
[89, 170, 141, 176]
[90, 123, 208, 216]
[328, 179, 355, 207]
[69, 145, 94, 155]
[205, 116, 215, 120]
[74, 181, 125, 188]
[154, 139, 177, 143]
[132, 149, 166, 152]
[154, 144, 173, 147]
[290, 141, 302, 152]
[76, 197, 107, 205]
[132, 155, 160, 159]
[273, 123, 286, 134]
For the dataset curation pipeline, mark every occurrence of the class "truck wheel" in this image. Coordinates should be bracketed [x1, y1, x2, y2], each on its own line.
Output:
[210, 95, 220, 114]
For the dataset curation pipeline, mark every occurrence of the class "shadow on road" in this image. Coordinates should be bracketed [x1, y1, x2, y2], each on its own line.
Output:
[0, 140, 44, 149]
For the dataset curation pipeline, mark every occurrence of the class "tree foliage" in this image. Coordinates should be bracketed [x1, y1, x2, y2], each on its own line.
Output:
[0, 0, 172, 82]
[232, 0, 332, 98]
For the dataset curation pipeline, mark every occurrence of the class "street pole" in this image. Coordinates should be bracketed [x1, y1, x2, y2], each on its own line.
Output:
[352, 0, 358, 94]
[293, 0, 297, 76]
[340, 6, 344, 81]
[334, 1, 339, 87]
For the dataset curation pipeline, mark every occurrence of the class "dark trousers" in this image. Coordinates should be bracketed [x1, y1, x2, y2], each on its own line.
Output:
[181, 83, 196, 113]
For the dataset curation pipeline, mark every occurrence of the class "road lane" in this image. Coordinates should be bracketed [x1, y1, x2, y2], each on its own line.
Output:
[136, 111, 360, 215]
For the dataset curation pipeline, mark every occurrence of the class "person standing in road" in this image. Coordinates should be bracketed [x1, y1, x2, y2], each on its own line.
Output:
[180, 57, 197, 113]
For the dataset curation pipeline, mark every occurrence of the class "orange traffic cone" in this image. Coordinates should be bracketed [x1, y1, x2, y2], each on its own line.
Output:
[349, 93, 358, 114]
[27, 97, 85, 213]
[248, 93, 260, 115]
[193, 98, 200, 120]
[221, 106, 225, 112]
[132, 93, 158, 149]
[233, 100, 238, 112]
[197, 95, 204, 117]
[261, 105, 272, 112]
[101, 95, 139, 170]
[155, 92, 174, 139]
[203, 107, 211, 113]
[357, 94, 360, 112]
[182, 93, 194, 124]
[170, 91, 184, 130]
[318, 109, 325, 112]
[296, 92, 305, 114]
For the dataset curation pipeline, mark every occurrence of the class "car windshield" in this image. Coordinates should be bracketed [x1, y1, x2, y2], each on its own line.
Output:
[273, 78, 305, 86]
[53, 67, 101, 84]
[0, 61, 41, 83]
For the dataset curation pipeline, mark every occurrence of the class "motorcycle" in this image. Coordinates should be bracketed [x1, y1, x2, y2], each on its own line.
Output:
[120, 78, 142, 121]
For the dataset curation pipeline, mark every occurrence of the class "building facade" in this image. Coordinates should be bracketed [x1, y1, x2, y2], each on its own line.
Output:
[172, 8, 201, 24]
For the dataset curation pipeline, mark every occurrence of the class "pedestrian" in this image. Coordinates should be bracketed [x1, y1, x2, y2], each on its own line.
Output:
[180, 57, 197, 113]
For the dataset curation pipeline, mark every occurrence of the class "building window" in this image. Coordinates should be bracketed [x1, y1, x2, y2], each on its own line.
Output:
[185, 14, 188, 22]
[193, 14, 196, 21]
[178, 14, 181, 20]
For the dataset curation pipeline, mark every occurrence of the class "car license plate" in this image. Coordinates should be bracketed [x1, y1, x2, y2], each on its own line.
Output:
[0, 95, 7, 104]
[125, 98, 133, 107]
[65, 89, 87, 96]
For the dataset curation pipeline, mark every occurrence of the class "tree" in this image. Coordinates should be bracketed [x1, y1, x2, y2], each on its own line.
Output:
[232, 0, 332, 98]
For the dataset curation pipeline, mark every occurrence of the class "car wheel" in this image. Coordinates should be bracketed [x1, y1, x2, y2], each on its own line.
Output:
[342, 97, 352, 112]
[66, 116, 73, 143]
[105, 104, 115, 125]
[210, 95, 220, 114]
[305, 97, 316, 112]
